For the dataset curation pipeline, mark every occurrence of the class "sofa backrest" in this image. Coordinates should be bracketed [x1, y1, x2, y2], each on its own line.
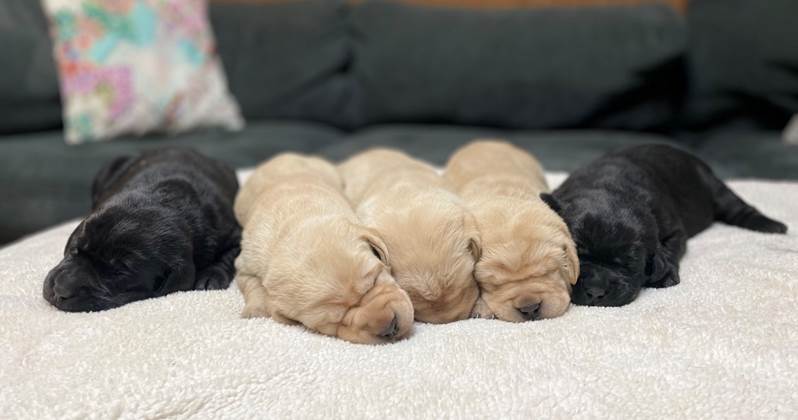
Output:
[0, 0, 62, 134]
[345, 0, 687, 131]
[4, 0, 795, 135]
[686, 0, 798, 131]
[210, 0, 354, 127]
[381, 0, 686, 12]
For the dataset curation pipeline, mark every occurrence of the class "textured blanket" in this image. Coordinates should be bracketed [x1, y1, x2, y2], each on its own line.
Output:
[1, 174, 796, 419]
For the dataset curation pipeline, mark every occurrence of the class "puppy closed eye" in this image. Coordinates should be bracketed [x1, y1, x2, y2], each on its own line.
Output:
[107, 258, 131, 276]
[370, 245, 383, 261]
[152, 274, 167, 292]
[645, 254, 655, 276]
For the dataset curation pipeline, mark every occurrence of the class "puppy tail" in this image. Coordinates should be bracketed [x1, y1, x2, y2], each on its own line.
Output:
[702, 167, 788, 234]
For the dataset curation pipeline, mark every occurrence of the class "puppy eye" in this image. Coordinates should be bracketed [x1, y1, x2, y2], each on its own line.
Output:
[152, 275, 167, 292]
[369, 244, 387, 265]
[370, 245, 380, 258]
[69, 248, 79, 257]
[644, 254, 655, 276]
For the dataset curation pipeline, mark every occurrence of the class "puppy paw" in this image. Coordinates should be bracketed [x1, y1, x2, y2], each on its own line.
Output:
[647, 254, 680, 288]
[241, 303, 270, 319]
[469, 297, 496, 320]
[197, 266, 234, 290]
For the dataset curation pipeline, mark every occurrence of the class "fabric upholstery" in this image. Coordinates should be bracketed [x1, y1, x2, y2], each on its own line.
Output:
[0, 0, 62, 134]
[209, 0, 353, 126]
[686, 0, 798, 130]
[348, 1, 687, 131]
[694, 130, 798, 180]
[387, 0, 686, 13]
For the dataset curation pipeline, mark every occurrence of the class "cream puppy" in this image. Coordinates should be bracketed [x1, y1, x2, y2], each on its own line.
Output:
[339, 149, 481, 324]
[445, 140, 579, 322]
[234, 153, 414, 344]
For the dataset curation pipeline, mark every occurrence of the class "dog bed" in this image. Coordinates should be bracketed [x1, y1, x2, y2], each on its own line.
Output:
[1, 174, 796, 418]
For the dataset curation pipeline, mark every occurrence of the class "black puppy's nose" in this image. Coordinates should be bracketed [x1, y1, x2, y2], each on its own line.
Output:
[517, 303, 541, 321]
[379, 315, 399, 339]
[52, 281, 77, 300]
[584, 286, 606, 302]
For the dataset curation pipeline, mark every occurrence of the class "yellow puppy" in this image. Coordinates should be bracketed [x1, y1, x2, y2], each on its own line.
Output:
[339, 149, 481, 324]
[445, 140, 579, 322]
[234, 153, 414, 344]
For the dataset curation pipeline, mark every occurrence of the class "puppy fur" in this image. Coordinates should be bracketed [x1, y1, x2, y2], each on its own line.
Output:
[542, 143, 788, 307]
[339, 149, 481, 324]
[43, 148, 242, 312]
[234, 153, 414, 344]
[445, 140, 578, 322]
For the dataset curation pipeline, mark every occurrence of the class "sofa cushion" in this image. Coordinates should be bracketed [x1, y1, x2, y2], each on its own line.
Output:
[397, 0, 686, 13]
[210, 0, 353, 127]
[0, 121, 343, 244]
[694, 131, 798, 180]
[348, 1, 687, 131]
[0, 0, 61, 134]
[686, 0, 798, 130]
[316, 124, 679, 171]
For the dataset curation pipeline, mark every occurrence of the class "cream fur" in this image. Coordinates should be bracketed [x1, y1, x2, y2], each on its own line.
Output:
[339, 149, 481, 324]
[234, 153, 414, 344]
[445, 140, 579, 322]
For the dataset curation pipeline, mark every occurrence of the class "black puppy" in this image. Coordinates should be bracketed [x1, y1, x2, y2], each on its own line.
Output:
[541, 144, 787, 307]
[43, 148, 242, 312]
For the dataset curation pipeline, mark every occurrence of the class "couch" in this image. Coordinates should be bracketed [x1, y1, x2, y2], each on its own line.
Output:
[2, 0, 797, 245]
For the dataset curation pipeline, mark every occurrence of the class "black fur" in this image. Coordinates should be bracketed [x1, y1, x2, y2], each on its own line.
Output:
[43, 148, 241, 312]
[541, 144, 787, 307]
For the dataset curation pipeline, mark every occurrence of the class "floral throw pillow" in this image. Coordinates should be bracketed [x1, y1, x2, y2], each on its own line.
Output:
[41, 0, 243, 144]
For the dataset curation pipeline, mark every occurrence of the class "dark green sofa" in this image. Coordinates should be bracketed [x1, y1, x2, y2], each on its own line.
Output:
[1, 0, 796, 245]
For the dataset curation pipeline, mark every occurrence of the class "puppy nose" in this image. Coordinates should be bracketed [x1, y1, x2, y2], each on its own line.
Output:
[517, 303, 541, 321]
[52, 279, 78, 300]
[584, 286, 606, 302]
[378, 315, 399, 339]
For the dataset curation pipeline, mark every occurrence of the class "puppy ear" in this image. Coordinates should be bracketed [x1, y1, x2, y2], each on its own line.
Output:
[361, 228, 390, 267]
[468, 237, 482, 261]
[92, 155, 135, 208]
[463, 211, 482, 261]
[562, 242, 580, 286]
[540, 192, 563, 214]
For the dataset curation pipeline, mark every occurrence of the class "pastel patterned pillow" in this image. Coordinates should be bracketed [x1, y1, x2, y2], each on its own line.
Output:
[41, 0, 243, 144]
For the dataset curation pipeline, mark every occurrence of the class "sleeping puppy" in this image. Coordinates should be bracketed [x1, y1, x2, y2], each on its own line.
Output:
[339, 149, 481, 324]
[43, 148, 241, 312]
[234, 153, 414, 344]
[542, 143, 788, 307]
[445, 140, 579, 322]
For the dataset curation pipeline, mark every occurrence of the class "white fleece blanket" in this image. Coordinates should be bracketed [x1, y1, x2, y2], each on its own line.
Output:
[1, 174, 797, 419]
